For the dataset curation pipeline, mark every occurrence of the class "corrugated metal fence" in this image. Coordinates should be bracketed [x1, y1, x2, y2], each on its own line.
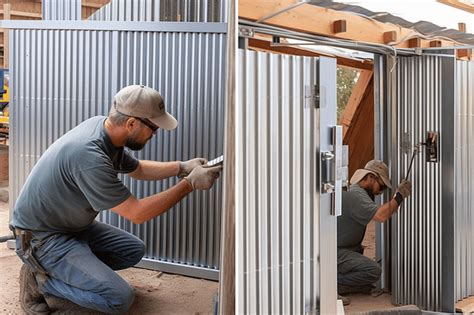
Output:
[236, 49, 338, 314]
[455, 60, 474, 302]
[89, 0, 226, 22]
[387, 54, 474, 312]
[43, 0, 81, 20]
[9, 23, 226, 279]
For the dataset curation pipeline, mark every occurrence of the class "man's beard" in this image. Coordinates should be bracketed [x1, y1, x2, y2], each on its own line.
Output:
[363, 187, 376, 201]
[125, 138, 146, 151]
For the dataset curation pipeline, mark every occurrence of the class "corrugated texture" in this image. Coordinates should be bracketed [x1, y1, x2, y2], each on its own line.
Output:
[391, 56, 443, 311]
[43, 0, 82, 20]
[89, 0, 227, 22]
[9, 28, 226, 277]
[454, 60, 474, 302]
[236, 49, 321, 314]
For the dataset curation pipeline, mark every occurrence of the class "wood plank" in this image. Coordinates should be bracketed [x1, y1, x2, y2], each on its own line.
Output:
[248, 37, 373, 70]
[341, 74, 375, 178]
[3, 3, 9, 69]
[340, 69, 373, 137]
[239, 0, 456, 48]
[437, 0, 474, 13]
[455, 296, 474, 315]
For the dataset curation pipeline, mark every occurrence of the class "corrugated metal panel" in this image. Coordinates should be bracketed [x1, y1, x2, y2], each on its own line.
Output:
[42, 0, 82, 20]
[454, 60, 474, 302]
[89, 0, 227, 22]
[9, 28, 226, 279]
[236, 49, 337, 314]
[391, 56, 443, 311]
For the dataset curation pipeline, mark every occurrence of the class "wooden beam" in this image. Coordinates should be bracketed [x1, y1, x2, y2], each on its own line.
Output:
[437, 0, 474, 14]
[430, 40, 442, 47]
[458, 22, 466, 33]
[239, 0, 456, 48]
[248, 37, 373, 71]
[0, 9, 42, 19]
[3, 3, 10, 69]
[457, 48, 472, 60]
[408, 38, 422, 48]
[333, 19, 346, 34]
[383, 31, 397, 44]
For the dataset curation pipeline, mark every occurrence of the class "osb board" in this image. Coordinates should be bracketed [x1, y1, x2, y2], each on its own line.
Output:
[343, 76, 375, 179]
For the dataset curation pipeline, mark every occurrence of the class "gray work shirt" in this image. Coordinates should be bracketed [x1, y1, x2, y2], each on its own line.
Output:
[10, 116, 139, 232]
[337, 184, 379, 250]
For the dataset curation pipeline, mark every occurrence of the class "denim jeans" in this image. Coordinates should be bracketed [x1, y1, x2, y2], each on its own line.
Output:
[16, 221, 145, 314]
[337, 248, 381, 288]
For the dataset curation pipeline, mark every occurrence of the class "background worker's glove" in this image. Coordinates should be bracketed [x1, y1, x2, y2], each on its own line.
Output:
[178, 158, 207, 178]
[185, 165, 223, 190]
[396, 180, 412, 198]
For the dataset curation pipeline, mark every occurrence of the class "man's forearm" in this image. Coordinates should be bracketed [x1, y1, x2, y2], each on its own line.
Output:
[373, 198, 400, 222]
[112, 179, 193, 224]
[129, 160, 180, 180]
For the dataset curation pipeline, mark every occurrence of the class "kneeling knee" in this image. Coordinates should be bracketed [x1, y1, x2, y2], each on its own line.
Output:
[368, 264, 382, 282]
[108, 285, 135, 314]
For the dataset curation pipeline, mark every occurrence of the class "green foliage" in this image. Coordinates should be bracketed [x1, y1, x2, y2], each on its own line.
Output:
[337, 67, 359, 122]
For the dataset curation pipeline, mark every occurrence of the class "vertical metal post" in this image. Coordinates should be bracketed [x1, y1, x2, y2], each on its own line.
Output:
[440, 53, 456, 313]
[318, 56, 338, 315]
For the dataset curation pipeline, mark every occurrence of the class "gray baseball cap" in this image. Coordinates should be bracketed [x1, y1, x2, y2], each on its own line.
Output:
[112, 85, 178, 130]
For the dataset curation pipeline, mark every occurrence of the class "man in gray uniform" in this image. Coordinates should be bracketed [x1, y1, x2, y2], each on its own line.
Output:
[338, 160, 411, 298]
[10, 85, 223, 314]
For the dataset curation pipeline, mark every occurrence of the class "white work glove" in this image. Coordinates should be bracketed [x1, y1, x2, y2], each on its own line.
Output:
[178, 158, 207, 178]
[396, 180, 412, 198]
[185, 165, 223, 190]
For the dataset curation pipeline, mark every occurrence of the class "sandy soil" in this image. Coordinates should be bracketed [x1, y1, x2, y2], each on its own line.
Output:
[0, 198, 218, 315]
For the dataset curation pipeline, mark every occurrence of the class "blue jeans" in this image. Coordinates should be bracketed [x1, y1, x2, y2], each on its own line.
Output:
[16, 221, 145, 314]
[337, 248, 381, 287]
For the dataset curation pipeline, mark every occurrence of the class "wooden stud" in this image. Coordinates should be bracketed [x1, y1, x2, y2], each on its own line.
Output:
[430, 40, 442, 47]
[383, 31, 397, 44]
[3, 3, 10, 69]
[408, 38, 422, 48]
[458, 22, 466, 33]
[333, 20, 347, 34]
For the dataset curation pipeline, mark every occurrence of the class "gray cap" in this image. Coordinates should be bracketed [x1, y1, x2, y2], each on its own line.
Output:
[112, 85, 178, 130]
[350, 160, 392, 189]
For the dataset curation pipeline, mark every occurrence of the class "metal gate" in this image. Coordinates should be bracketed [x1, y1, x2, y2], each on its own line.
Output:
[236, 49, 341, 314]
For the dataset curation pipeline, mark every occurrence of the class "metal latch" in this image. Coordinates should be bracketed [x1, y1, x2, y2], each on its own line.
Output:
[321, 126, 349, 216]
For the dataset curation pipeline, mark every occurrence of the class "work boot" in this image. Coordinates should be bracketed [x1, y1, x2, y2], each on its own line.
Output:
[19, 264, 50, 315]
[338, 294, 351, 306]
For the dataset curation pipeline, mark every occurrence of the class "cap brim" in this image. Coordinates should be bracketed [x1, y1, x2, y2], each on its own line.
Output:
[380, 175, 392, 189]
[350, 169, 375, 185]
[149, 112, 178, 131]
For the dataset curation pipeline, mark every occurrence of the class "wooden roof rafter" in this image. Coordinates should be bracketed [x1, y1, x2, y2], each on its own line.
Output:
[239, 0, 474, 59]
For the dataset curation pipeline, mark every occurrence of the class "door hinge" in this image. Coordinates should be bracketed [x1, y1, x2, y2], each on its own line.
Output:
[305, 84, 320, 109]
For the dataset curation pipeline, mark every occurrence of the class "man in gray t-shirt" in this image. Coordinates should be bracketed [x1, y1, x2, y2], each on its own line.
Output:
[10, 85, 223, 314]
[337, 160, 411, 299]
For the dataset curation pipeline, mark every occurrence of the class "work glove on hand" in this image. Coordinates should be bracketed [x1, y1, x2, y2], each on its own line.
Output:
[185, 165, 223, 190]
[396, 180, 412, 198]
[178, 158, 207, 178]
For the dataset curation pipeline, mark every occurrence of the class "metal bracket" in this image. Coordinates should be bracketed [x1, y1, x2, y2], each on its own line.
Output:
[238, 27, 254, 38]
[305, 84, 320, 109]
[321, 126, 348, 216]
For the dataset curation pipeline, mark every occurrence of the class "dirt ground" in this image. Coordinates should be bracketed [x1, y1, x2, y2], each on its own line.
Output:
[0, 194, 218, 314]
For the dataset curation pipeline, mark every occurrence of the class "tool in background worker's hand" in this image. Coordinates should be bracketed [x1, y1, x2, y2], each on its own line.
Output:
[404, 144, 420, 180]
